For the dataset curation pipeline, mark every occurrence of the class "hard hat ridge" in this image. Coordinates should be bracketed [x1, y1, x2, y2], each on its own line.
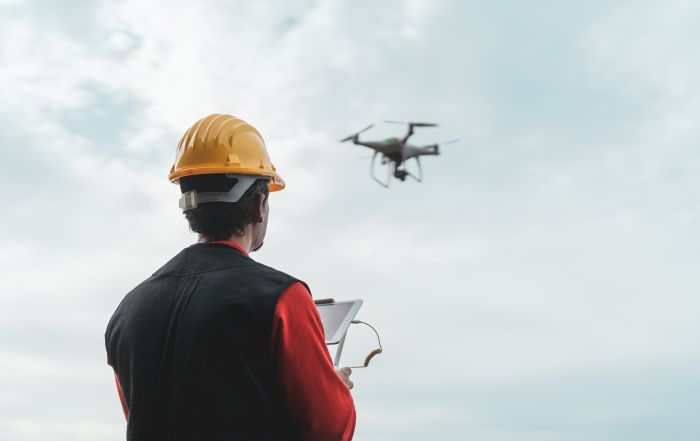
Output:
[169, 114, 284, 191]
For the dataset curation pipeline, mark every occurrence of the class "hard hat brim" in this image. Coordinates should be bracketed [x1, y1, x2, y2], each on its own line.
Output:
[169, 166, 285, 192]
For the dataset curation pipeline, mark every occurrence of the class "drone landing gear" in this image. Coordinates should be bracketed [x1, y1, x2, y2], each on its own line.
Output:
[400, 157, 423, 183]
[370, 151, 390, 188]
[371, 154, 425, 187]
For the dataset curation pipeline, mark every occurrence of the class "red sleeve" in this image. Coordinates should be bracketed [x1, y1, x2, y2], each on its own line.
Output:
[271, 282, 356, 441]
[114, 371, 129, 421]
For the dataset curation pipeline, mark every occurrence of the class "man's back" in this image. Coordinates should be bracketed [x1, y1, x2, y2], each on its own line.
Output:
[107, 114, 355, 440]
[106, 243, 300, 440]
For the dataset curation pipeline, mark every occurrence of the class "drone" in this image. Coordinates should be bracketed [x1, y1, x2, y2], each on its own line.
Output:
[340, 120, 458, 187]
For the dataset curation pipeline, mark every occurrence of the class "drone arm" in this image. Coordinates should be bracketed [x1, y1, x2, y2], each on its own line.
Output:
[401, 124, 414, 144]
[340, 124, 375, 143]
[354, 140, 377, 148]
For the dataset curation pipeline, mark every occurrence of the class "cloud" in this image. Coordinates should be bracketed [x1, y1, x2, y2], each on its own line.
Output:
[2, 0, 700, 440]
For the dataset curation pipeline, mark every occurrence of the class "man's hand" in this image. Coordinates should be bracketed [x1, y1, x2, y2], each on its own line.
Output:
[336, 367, 354, 390]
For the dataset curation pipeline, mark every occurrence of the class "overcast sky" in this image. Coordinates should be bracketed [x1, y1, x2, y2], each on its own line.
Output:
[1, 0, 700, 440]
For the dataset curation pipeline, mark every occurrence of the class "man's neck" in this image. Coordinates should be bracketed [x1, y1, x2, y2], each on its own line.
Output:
[198, 233, 252, 253]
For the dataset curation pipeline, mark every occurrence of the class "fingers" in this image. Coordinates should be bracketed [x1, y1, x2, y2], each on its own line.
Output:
[336, 367, 354, 390]
[342, 367, 353, 389]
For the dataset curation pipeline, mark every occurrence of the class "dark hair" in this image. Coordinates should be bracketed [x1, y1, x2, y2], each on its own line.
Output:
[180, 174, 269, 240]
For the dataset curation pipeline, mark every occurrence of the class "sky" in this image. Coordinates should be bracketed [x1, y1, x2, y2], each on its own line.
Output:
[1, 0, 700, 440]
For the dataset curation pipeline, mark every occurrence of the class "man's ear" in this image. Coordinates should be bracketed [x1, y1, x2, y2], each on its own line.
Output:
[248, 193, 266, 223]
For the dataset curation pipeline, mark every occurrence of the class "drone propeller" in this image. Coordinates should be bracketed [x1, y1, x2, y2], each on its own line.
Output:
[384, 120, 438, 127]
[438, 138, 460, 145]
[340, 124, 374, 142]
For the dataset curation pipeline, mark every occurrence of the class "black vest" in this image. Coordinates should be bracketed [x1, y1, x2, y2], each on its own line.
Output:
[105, 243, 302, 441]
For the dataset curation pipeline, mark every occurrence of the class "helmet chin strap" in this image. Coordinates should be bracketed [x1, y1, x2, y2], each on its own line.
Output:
[179, 174, 263, 212]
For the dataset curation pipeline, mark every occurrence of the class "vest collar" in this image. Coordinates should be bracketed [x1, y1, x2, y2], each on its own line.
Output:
[210, 240, 250, 257]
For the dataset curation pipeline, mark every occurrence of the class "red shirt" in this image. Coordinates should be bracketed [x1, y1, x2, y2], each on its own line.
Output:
[114, 241, 356, 441]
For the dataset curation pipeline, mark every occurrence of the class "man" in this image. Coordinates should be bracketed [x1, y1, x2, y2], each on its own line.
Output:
[105, 114, 356, 440]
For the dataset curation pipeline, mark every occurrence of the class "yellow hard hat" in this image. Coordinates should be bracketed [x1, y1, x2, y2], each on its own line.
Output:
[169, 114, 284, 191]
